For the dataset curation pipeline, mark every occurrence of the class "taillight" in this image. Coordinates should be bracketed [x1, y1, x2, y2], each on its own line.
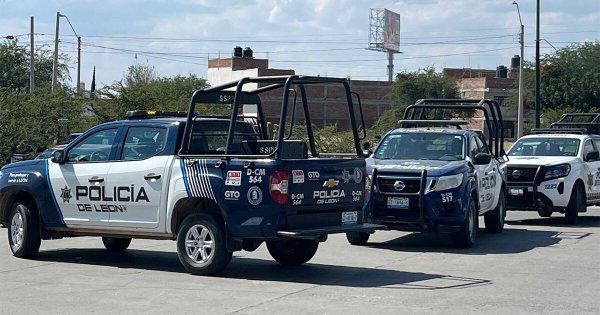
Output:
[270, 170, 289, 205]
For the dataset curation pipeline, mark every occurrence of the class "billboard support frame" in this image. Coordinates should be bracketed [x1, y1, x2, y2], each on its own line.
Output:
[368, 8, 401, 82]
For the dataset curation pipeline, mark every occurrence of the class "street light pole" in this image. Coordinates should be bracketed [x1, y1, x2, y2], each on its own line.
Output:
[513, 1, 525, 138]
[51, 12, 61, 93]
[30, 16, 35, 94]
[535, 0, 541, 128]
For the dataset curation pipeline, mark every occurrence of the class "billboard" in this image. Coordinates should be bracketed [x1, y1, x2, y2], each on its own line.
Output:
[383, 9, 400, 52]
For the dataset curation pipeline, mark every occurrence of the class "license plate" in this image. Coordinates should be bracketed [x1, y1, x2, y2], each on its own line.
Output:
[388, 197, 409, 209]
[341, 211, 358, 225]
[509, 188, 525, 196]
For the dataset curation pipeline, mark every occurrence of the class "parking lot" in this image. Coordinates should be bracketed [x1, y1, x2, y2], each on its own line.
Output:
[1, 210, 598, 314]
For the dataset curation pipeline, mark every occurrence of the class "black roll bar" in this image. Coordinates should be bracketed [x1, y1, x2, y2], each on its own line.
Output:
[401, 99, 505, 157]
[179, 75, 365, 159]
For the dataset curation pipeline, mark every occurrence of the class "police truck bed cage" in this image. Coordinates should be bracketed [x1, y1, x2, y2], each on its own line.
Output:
[540, 112, 600, 135]
[179, 75, 367, 159]
[401, 99, 505, 157]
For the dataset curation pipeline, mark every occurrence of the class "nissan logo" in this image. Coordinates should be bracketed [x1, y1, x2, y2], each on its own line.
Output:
[512, 170, 521, 179]
[394, 180, 406, 191]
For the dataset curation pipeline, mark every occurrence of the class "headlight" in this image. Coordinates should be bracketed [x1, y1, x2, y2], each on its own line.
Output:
[366, 175, 372, 191]
[431, 173, 463, 191]
[543, 164, 570, 180]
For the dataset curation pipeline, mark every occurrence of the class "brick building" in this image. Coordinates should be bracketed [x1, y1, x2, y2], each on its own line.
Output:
[443, 57, 526, 139]
[207, 47, 393, 129]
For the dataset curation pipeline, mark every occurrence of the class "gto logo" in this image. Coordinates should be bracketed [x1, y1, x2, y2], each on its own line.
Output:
[308, 171, 320, 180]
[224, 191, 240, 200]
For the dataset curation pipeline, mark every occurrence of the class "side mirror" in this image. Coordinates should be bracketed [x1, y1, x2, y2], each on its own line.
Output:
[585, 151, 599, 161]
[362, 141, 371, 151]
[473, 152, 492, 165]
[51, 150, 65, 164]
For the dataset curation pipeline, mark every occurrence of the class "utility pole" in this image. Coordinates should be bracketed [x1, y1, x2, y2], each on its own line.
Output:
[30, 16, 35, 94]
[518, 24, 524, 137]
[77, 36, 81, 95]
[387, 50, 394, 82]
[513, 1, 524, 138]
[51, 11, 61, 93]
[535, 0, 541, 128]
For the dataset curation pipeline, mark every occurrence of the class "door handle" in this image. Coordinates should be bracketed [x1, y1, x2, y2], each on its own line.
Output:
[88, 176, 104, 183]
[144, 173, 161, 180]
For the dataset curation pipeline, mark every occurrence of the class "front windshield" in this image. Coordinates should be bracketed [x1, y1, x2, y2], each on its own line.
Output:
[374, 132, 465, 161]
[508, 138, 580, 157]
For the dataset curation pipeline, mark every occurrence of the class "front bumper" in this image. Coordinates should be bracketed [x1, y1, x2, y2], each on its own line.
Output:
[506, 165, 568, 211]
[368, 169, 468, 232]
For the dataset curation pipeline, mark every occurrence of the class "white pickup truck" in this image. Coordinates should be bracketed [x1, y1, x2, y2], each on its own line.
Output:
[505, 113, 600, 224]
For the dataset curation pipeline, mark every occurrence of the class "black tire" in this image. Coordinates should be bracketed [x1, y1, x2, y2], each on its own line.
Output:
[484, 190, 505, 233]
[537, 210, 552, 218]
[346, 232, 370, 246]
[266, 239, 319, 266]
[452, 197, 477, 248]
[176, 213, 232, 276]
[565, 183, 585, 225]
[8, 200, 41, 259]
[102, 237, 131, 252]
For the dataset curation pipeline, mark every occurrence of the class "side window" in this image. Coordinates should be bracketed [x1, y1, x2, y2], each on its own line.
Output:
[475, 136, 490, 154]
[67, 129, 118, 162]
[469, 136, 479, 158]
[583, 139, 595, 160]
[592, 139, 600, 152]
[122, 127, 167, 160]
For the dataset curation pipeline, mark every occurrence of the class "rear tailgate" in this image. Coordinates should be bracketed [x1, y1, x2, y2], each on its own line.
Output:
[286, 159, 366, 208]
[276, 158, 383, 236]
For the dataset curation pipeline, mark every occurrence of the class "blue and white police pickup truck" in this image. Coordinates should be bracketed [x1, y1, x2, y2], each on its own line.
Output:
[505, 113, 600, 224]
[0, 76, 381, 275]
[347, 99, 507, 247]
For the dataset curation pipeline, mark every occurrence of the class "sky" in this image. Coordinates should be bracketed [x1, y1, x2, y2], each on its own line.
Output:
[1, 0, 599, 89]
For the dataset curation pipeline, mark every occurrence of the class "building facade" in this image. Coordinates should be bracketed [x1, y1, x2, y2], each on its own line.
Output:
[207, 48, 393, 130]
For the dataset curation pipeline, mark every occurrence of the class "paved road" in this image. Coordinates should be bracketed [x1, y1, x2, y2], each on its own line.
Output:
[1, 210, 599, 314]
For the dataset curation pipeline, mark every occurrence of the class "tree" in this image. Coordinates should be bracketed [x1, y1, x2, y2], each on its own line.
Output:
[0, 90, 83, 163]
[101, 65, 211, 116]
[369, 67, 459, 137]
[540, 42, 600, 111]
[124, 63, 157, 87]
[0, 38, 70, 92]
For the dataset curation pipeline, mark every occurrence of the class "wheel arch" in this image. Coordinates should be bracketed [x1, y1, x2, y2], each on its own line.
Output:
[0, 189, 38, 226]
[574, 178, 586, 201]
[170, 197, 226, 234]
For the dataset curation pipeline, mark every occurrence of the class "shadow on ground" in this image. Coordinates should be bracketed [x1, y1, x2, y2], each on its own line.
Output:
[35, 248, 489, 289]
[366, 227, 562, 254]
[506, 214, 600, 228]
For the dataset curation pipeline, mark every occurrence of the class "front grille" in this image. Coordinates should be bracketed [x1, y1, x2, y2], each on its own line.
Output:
[507, 166, 538, 183]
[378, 177, 421, 193]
